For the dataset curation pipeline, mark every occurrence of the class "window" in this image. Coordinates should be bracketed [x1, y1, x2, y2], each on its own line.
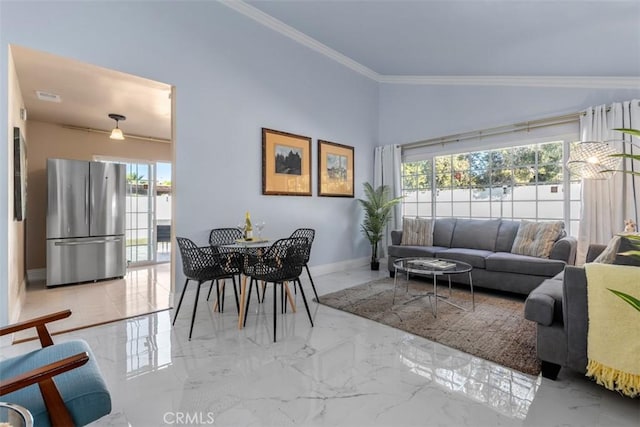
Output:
[400, 141, 581, 235]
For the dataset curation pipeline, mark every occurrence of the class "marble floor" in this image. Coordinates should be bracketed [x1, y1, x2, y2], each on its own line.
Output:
[2, 265, 638, 426]
[14, 263, 172, 342]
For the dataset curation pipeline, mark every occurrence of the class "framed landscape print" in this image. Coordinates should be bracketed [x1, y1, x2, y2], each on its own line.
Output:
[318, 140, 354, 197]
[262, 128, 312, 196]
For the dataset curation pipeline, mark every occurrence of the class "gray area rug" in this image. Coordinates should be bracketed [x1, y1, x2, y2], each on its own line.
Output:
[319, 277, 541, 375]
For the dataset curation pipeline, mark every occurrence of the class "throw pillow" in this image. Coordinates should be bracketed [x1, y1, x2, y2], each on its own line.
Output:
[401, 217, 433, 246]
[592, 236, 622, 264]
[613, 234, 640, 267]
[510, 220, 564, 258]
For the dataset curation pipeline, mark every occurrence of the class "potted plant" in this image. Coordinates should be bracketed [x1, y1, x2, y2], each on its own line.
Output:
[357, 182, 403, 270]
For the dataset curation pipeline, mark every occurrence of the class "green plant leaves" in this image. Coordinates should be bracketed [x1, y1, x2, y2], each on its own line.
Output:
[608, 289, 640, 312]
[613, 128, 640, 138]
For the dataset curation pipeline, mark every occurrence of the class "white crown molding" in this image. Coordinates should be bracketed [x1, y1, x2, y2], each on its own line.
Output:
[220, 0, 380, 81]
[378, 75, 640, 89]
[223, 1, 640, 89]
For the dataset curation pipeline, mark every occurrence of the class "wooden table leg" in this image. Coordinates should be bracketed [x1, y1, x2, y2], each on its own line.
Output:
[238, 275, 248, 329]
[283, 282, 296, 313]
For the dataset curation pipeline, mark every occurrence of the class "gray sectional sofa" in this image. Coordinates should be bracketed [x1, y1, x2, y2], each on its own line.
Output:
[524, 240, 640, 379]
[388, 218, 577, 295]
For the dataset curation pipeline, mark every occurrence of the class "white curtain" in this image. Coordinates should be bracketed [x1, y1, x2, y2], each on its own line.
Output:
[577, 100, 640, 264]
[373, 144, 402, 258]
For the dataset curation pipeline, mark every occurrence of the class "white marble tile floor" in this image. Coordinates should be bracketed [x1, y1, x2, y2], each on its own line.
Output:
[2, 265, 638, 426]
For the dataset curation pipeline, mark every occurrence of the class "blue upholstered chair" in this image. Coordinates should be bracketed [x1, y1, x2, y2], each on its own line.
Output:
[0, 310, 111, 426]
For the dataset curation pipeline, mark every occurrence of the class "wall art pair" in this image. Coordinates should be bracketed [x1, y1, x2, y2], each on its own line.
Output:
[262, 128, 354, 197]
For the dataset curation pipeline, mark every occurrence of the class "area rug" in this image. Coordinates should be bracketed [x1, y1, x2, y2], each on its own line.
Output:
[319, 277, 541, 375]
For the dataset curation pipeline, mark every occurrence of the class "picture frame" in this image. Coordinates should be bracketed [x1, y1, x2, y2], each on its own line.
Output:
[318, 140, 354, 197]
[262, 128, 312, 196]
[13, 127, 26, 221]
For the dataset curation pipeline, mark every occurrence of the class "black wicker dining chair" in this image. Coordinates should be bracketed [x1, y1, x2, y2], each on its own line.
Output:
[207, 227, 244, 308]
[173, 237, 241, 340]
[243, 237, 314, 342]
[290, 228, 319, 302]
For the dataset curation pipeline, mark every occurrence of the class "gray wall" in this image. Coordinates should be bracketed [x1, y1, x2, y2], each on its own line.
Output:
[0, 1, 378, 323]
[379, 84, 640, 146]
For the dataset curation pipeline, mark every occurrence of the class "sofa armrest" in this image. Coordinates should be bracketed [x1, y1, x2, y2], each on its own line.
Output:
[550, 236, 577, 265]
[586, 244, 607, 263]
[524, 279, 562, 326]
[390, 230, 403, 246]
[562, 265, 588, 372]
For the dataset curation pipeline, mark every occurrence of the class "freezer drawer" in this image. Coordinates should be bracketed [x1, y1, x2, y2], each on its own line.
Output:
[47, 236, 126, 287]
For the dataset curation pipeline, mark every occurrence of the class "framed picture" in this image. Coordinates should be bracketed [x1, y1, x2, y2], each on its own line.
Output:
[13, 127, 26, 221]
[262, 128, 312, 196]
[318, 140, 354, 197]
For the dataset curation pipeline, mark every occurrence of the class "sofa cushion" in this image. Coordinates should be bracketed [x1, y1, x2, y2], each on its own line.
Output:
[511, 220, 564, 258]
[450, 219, 501, 251]
[432, 218, 457, 247]
[400, 217, 433, 246]
[435, 248, 494, 269]
[524, 277, 564, 326]
[495, 220, 520, 253]
[389, 245, 444, 258]
[486, 252, 566, 277]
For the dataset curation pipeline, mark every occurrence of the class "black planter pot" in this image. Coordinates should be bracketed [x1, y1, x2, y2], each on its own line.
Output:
[370, 260, 380, 271]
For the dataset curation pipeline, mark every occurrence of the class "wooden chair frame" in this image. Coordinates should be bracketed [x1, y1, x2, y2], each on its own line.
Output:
[0, 310, 89, 426]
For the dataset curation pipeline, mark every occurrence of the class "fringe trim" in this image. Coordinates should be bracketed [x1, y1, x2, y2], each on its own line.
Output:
[586, 359, 640, 398]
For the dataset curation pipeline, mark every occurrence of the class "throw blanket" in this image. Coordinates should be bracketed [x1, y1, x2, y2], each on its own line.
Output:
[585, 263, 640, 397]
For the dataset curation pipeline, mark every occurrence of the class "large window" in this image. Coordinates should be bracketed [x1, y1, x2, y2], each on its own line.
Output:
[401, 141, 581, 236]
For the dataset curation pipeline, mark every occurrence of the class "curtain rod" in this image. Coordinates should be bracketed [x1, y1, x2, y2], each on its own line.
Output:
[403, 112, 581, 150]
[61, 124, 172, 144]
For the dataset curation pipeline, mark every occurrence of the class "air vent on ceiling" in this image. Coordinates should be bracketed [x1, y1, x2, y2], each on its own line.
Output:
[36, 90, 62, 103]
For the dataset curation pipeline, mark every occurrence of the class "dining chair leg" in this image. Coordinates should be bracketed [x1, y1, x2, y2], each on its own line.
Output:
[243, 278, 254, 328]
[215, 280, 221, 312]
[221, 280, 227, 312]
[189, 281, 203, 340]
[173, 278, 190, 325]
[261, 282, 267, 303]
[206, 280, 215, 301]
[254, 281, 261, 303]
[232, 276, 240, 314]
[281, 283, 286, 314]
[273, 282, 277, 342]
[297, 278, 314, 327]
[305, 264, 319, 302]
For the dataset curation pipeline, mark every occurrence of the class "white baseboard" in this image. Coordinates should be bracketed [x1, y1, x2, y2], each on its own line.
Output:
[27, 268, 46, 283]
[309, 257, 370, 277]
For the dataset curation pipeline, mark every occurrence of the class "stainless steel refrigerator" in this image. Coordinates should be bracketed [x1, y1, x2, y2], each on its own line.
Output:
[46, 158, 126, 287]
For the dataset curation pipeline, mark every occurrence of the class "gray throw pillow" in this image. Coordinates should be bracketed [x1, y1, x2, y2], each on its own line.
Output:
[613, 236, 640, 267]
[401, 217, 434, 246]
[511, 220, 564, 258]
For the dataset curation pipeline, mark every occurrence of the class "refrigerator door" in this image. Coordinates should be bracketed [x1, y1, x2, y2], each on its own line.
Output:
[47, 159, 90, 239]
[90, 162, 126, 237]
[46, 236, 126, 287]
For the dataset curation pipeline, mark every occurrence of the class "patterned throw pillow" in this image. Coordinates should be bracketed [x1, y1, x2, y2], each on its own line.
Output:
[510, 220, 564, 258]
[592, 236, 622, 264]
[401, 217, 434, 246]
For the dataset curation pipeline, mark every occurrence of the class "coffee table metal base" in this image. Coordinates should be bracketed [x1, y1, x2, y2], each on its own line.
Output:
[393, 264, 474, 317]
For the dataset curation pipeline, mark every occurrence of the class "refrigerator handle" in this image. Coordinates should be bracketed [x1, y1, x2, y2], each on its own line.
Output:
[85, 175, 89, 225]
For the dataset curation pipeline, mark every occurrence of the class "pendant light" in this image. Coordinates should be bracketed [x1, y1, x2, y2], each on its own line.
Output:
[108, 113, 126, 140]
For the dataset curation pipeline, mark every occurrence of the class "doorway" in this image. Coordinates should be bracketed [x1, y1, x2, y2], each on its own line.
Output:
[124, 161, 173, 266]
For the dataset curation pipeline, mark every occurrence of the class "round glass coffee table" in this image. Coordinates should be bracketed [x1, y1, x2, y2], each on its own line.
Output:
[392, 257, 474, 317]
[0, 402, 33, 427]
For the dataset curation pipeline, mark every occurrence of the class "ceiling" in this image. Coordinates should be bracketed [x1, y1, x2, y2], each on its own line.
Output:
[10, 1, 638, 140]
[245, 0, 640, 77]
[11, 45, 172, 141]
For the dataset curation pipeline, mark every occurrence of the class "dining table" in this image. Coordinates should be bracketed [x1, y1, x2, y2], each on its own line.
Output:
[219, 238, 297, 329]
